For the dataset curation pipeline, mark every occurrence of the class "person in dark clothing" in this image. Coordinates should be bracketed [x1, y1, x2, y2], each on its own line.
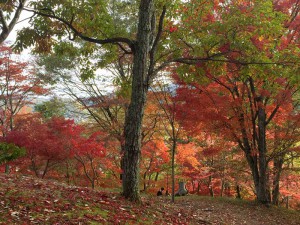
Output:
[157, 187, 164, 196]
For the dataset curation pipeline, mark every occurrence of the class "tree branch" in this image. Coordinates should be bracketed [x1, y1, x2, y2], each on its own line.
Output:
[0, 0, 27, 44]
[148, 5, 167, 82]
[265, 104, 280, 125]
[23, 7, 136, 51]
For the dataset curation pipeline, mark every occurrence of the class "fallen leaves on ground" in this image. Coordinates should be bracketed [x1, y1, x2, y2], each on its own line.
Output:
[0, 174, 299, 224]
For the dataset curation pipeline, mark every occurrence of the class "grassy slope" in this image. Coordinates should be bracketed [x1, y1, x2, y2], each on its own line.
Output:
[0, 174, 299, 225]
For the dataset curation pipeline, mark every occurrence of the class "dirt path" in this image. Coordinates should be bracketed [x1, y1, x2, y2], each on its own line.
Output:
[152, 196, 300, 225]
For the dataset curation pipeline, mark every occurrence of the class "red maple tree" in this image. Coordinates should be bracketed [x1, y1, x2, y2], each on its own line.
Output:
[0, 45, 47, 137]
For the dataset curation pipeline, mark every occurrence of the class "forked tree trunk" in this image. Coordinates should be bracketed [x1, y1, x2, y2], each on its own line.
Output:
[122, 0, 154, 202]
[242, 96, 270, 204]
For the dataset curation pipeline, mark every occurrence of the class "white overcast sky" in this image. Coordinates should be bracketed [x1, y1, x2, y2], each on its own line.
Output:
[5, 10, 32, 45]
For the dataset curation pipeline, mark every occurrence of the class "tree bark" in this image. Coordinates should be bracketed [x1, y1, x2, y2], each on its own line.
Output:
[256, 105, 270, 204]
[122, 0, 154, 202]
[239, 95, 270, 204]
[272, 156, 284, 205]
[0, 0, 27, 44]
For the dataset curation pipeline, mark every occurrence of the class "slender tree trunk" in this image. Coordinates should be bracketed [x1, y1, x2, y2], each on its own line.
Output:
[236, 184, 241, 199]
[147, 173, 152, 187]
[154, 171, 159, 181]
[220, 179, 225, 197]
[197, 180, 201, 194]
[41, 159, 50, 179]
[31, 157, 39, 178]
[171, 141, 176, 203]
[208, 175, 214, 197]
[122, 0, 154, 202]
[192, 180, 195, 193]
[143, 172, 147, 191]
[272, 156, 284, 205]
[65, 160, 70, 185]
[5, 164, 10, 174]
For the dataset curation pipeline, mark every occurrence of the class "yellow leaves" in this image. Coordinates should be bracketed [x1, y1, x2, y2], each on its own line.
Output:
[176, 143, 200, 168]
[34, 37, 55, 53]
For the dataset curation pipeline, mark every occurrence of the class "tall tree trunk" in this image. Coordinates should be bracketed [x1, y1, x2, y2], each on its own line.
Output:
[122, 0, 154, 202]
[257, 105, 270, 204]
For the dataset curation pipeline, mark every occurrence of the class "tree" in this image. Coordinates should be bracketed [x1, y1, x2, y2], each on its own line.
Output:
[151, 81, 184, 202]
[0, 142, 25, 165]
[6, 115, 72, 178]
[0, 0, 28, 44]
[140, 139, 169, 191]
[14, 0, 169, 201]
[34, 97, 67, 119]
[174, 73, 299, 204]
[0, 45, 47, 137]
[72, 131, 106, 189]
[171, 0, 300, 204]
[6, 114, 107, 183]
[268, 102, 300, 205]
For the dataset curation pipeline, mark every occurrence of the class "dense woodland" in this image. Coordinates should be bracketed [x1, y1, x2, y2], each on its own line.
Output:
[0, 0, 300, 212]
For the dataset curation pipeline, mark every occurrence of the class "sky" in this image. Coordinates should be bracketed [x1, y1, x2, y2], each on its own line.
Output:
[4, 8, 115, 99]
[5, 10, 32, 45]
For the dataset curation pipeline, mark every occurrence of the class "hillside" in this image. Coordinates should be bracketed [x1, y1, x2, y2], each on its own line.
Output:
[0, 174, 299, 225]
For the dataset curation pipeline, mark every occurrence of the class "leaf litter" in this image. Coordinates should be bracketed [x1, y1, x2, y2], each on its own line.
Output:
[0, 174, 300, 224]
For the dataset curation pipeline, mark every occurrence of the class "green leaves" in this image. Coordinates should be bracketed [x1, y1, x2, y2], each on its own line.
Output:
[0, 142, 25, 164]
[34, 97, 67, 119]
[80, 65, 95, 81]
